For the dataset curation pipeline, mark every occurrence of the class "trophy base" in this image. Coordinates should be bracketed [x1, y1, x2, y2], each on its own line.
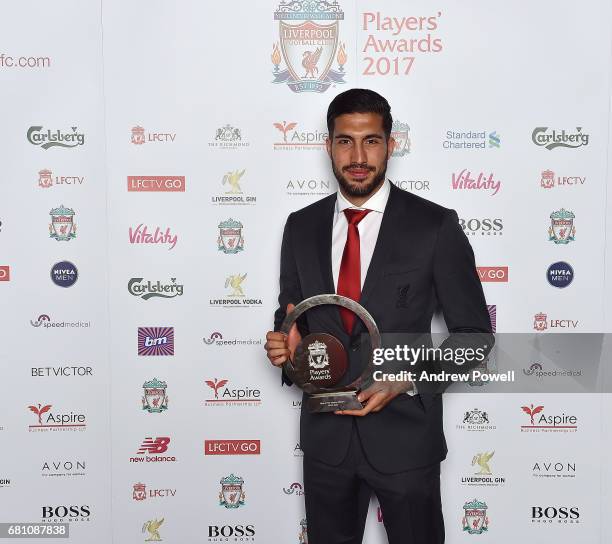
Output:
[306, 391, 363, 413]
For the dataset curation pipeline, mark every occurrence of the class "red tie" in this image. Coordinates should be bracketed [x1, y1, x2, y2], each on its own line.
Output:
[337, 208, 371, 333]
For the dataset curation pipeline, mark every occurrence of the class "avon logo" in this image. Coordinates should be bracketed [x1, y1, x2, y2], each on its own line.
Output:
[451, 169, 501, 196]
[129, 225, 177, 250]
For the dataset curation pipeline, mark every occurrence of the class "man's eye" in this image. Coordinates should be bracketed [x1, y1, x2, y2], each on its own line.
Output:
[338, 139, 350, 145]
[366, 139, 379, 144]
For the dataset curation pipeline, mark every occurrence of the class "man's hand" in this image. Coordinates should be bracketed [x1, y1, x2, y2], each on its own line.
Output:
[334, 381, 413, 416]
[264, 303, 302, 367]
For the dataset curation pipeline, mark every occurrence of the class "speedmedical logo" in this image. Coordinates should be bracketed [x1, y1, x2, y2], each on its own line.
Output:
[204, 439, 261, 455]
[127, 176, 185, 192]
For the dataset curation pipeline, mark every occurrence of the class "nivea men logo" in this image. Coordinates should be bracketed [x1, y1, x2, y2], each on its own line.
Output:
[546, 262, 573, 288]
[50, 261, 78, 287]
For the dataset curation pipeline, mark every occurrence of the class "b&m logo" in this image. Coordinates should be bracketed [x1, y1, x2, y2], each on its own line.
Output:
[27, 126, 85, 149]
[532, 127, 589, 150]
[487, 305, 496, 333]
[50, 261, 78, 287]
[546, 262, 573, 288]
[127, 176, 185, 192]
[204, 439, 261, 455]
[138, 327, 174, 356]
[477, 267, 508, 283]
[0, 265, 10, 281]
[272, 0, 347, 93]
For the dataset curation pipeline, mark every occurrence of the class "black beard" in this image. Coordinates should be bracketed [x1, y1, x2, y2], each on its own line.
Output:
[332, 158, 388, 197]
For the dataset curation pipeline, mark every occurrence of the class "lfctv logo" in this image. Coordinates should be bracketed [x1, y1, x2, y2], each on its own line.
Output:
[204, 439, 261, 455]
[477, 266, 508, 282]
[127, 176, 185, 192]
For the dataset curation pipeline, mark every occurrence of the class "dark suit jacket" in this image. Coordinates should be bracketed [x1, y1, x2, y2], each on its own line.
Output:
[273, 182, 493, 473]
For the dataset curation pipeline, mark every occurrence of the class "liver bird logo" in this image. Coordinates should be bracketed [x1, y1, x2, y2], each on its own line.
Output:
[206, 378, 228, 399]
[302, 47, 323, 78]
[222, 169, 245, 194]
[28, 403, 52, 425]
[521, 403, 544, 425]
[225, 273, 247, 297]
[472, 451, 495, 475]
[142, 518, 164, 542]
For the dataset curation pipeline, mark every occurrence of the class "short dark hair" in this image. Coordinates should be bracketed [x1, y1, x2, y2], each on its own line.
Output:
[327, 88, 393, 140]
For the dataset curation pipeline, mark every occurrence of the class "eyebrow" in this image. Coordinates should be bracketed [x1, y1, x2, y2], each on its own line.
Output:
[333, 133, 384, 140]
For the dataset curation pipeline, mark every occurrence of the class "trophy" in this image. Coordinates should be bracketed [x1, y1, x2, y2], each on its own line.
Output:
[280, 294, 381, 413]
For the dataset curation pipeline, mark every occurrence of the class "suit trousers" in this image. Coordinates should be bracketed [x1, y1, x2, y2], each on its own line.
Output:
[303, 418, 445, 544]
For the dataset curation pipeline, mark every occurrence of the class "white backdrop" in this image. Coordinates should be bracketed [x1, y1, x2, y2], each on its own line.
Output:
[1, 1, 612, 542]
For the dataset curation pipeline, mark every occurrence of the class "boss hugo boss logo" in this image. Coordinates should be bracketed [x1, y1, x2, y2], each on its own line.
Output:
[50, 261, 78, 287]
[27, 126, 85, 149]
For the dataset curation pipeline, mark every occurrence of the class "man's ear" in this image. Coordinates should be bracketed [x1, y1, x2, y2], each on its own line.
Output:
[387, 136, 396, 159]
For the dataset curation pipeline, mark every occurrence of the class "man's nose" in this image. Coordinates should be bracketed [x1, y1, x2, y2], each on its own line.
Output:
[351, 142, 366, 164]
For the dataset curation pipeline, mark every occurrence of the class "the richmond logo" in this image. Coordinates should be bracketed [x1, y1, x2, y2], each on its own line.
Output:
[546, 261, 573, 288]
[130, 125, 176, 144]
[272, 1, 347, 93]
[217, 218, 244, 253]
[30, 313, 91, 329]
[209, 274, 263, 308]
[532, 461, 576, 479]
[459, 217, 503, 237]
[129, 224, 178, 249]
[442, 130, 500, 150]
[461, 452, 506, 487]
[130, 437, 176, 463]
[461, 499, 489, 534]
[204, 439, 261, 455]
[532, 127, 589, 150]
[533, 312, 578, 331]
[548, 209, 575, 244]
[209, 124, 250, 149]
[127, 175, 185, 192]
[477, 266, 508, 282]
[138, 327, 174, 356]
[520, 403, 577, 433]
[204, 378, 262, 407]
[41, 505, 90, 523]
[128, 278, 184, 300]
[28, 403, 86, 432]
[202, 331, 262, 347]
[50, 261, 78, 287]
[456, 408, 496, 432]
[41, 459, 86, 478]
[451, 169, 501, 196]
[212, 169, 256, 205]
[540, 169, 585, 189]
[142, 378, 168, 413]
[531, 506, 579, 524]
[27, 126, 85, 149]
[133, 482, 176, 501]
[38, 169, 85, 188]
[219, 474, 245, 509]
[283, 482, 304, 496]
[273, 121, 327, 150]
[49, 205, 76, 241]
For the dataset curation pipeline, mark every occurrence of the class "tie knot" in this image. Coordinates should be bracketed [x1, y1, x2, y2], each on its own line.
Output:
[344, 208, 371, 226]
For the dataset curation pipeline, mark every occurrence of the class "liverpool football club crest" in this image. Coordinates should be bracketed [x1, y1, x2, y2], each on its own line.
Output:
[533, 312, 547, 331]
[391, 120, 411, 157]
[272, 0, 347, 93]
[142, 378, 168, 413]
[548, 208, 575, 244]
[49, 205, 76, 241]
[131, 126, 145, 145]
[219, 474, 245, 509]
[217, 218, 244, 254]
[133, 482, 147, 501]
[307, 340, 329, 369]
[462, 499, 489, 534]
[540, 169, 555, 189]
[39, 169, 53, 188]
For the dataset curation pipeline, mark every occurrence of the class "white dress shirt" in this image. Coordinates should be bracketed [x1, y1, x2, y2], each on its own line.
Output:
[332, 179, 417, 395]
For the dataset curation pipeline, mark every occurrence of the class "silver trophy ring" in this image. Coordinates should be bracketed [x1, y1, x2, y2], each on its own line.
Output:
[280, 294, 381, 394]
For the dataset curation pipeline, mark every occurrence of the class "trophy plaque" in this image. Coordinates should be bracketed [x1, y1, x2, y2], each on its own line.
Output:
[280, 294, 381, 413]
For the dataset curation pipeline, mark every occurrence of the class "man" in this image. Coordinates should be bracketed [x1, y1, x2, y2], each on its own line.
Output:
[264, 89, 493, 544]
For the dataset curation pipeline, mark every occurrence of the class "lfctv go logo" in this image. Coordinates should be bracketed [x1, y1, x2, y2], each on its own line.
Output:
[204, 439, 261, 455]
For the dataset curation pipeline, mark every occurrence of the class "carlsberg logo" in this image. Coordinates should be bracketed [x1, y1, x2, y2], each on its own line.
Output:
[27, 126, 85, 149]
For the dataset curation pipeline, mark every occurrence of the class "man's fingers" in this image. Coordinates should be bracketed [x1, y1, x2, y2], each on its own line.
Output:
[335, 391, 387, 416]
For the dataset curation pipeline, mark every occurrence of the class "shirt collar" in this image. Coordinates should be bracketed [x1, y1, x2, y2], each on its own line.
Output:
[335, 178, 390, 214]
